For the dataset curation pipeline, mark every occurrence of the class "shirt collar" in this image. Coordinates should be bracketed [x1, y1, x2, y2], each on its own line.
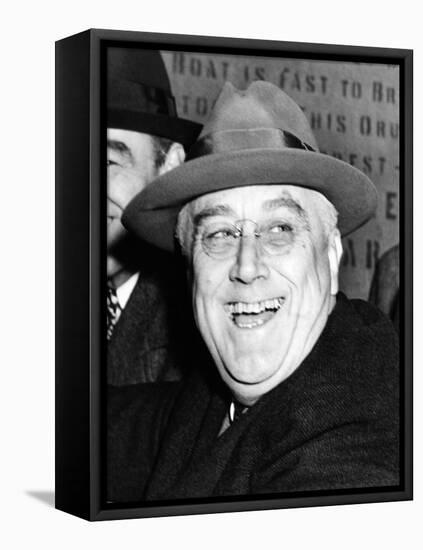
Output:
[116, 272, 139, 309]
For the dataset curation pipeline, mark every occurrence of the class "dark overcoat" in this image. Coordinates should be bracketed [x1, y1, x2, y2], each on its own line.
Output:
[107, 294, 399, 503]
[107, 243, 195, 385]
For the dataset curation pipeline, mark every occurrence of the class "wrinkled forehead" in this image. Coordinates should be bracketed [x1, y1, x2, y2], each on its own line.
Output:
[188, 184, 324, 224]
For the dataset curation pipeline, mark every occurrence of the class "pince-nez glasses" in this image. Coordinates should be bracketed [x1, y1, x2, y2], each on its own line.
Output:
[201, 218, 294, 260]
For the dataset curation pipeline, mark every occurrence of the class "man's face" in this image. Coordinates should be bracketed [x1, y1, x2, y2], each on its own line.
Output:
[186, 185, 341, 405]
[107, 128, 158, 277]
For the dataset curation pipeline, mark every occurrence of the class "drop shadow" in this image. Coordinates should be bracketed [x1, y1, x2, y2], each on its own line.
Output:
[26, 490, 55, 508]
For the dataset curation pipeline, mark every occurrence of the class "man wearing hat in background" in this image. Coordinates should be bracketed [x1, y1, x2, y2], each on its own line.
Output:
[108, 81, 399, 502]
[107, 47, 201, 385]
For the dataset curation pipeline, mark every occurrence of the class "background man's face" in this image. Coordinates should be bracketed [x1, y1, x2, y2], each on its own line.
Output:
[188, 185, 341, 405]
[107, 128, 158, 277]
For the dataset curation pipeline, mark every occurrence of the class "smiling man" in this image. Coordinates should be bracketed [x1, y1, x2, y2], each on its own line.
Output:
[106, 47, 201, 385]
[108, 81, 399, 502]
[179, 185, 341, 407]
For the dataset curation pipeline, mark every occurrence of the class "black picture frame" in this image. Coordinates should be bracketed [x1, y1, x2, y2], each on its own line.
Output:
[55, 28, 413, 521]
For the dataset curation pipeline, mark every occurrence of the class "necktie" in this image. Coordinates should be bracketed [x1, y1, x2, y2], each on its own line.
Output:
[107, 285, 121, 340]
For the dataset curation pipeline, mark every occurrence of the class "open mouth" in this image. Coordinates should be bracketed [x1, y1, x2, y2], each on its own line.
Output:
[224, 297, 285, 329]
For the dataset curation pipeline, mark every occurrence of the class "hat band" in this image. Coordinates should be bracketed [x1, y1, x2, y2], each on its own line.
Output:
[108, 78, 177, 118]
[186, 128, 316, 161]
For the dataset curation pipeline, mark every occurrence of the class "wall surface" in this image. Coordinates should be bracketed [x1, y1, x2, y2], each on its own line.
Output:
[163, 51, 400, 299]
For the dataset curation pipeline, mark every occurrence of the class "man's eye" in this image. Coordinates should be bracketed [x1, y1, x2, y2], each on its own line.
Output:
[268, 223, 293, 234]
[203, 226, 239, 243]
[208, 229, 237, 240]
[107, 159, 119, 167]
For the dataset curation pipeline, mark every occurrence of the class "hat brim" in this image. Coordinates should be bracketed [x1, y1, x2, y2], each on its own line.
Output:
[108, 109, 202, 148]
[122, 148, 378, 252]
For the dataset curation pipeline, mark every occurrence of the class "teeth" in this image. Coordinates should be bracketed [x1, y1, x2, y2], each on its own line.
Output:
[237, 318, 265, 329]
[227, 297, 284, 315]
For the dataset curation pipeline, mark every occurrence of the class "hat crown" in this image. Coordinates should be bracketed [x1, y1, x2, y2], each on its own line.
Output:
[108, 47, 171, 92]
[200, 81, 318, 151]
[106, 47, 202, 146]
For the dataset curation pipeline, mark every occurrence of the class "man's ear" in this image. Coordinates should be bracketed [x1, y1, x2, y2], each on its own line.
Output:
[158, 142, 185, 175]
[327, 228, 343, 296]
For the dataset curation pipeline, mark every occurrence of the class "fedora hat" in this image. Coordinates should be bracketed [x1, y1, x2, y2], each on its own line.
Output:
[123, 81, 377, 251]
[108, 47, 201, 147]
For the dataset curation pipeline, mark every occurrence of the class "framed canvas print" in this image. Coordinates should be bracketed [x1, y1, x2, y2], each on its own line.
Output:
[55, 29, 413, 521]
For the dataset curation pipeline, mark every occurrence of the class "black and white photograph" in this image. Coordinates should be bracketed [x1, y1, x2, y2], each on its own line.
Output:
[4, 0, 422, 546]
[97, 36, 411, 516]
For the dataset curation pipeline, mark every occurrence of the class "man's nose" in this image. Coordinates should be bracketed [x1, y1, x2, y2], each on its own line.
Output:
[229, 235, 270, 284]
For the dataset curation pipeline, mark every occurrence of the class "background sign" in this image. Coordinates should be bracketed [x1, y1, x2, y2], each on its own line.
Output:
[162, 51, 400, 300]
